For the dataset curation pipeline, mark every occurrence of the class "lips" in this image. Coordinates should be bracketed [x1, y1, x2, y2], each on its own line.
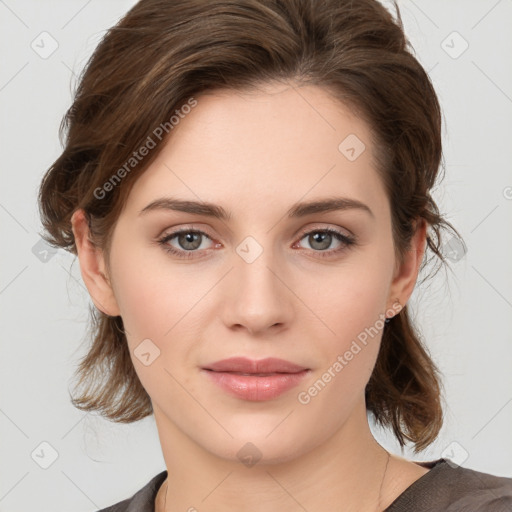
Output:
[201, 357, 310, 401]
[202, 357, 308, 374]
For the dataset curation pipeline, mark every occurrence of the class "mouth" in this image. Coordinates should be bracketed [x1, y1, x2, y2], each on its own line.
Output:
[205, 371, 294, 376]
[202, 356, 309, 374]
[201, 357, 310, 401]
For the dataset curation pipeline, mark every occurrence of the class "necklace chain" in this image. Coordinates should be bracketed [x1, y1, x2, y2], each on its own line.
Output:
[162, 449, 390, 512]
[377, 450, 391, 511]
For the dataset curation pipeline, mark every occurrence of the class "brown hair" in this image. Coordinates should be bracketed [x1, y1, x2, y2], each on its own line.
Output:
[38, 0, 465, 453]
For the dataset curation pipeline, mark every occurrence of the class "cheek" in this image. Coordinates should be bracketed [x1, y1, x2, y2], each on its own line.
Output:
[321, 284, 385, 377]
[109, 240, 197, 338]
[108, 248, 197, 396]
[297, 283, 386, 424]
[108, 243, 214, 390]
[310, 253, 391, 337]
[111, 261, 167, 340]
[301, 248, 392, 391]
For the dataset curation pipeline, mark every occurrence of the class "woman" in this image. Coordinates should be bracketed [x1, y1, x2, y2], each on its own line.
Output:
[38, 0, 512, 510]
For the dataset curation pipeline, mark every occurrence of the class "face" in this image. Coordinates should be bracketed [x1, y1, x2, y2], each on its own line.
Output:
[75, 82, 422, 465]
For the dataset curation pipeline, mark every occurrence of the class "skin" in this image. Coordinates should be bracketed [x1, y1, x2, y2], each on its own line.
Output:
[72, 82, 430, 511]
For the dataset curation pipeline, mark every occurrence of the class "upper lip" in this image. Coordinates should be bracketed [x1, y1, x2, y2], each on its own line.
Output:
[202, 357, 308, 374]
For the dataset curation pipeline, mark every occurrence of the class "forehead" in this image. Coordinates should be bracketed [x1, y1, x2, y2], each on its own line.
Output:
[123, 83, 388, 222]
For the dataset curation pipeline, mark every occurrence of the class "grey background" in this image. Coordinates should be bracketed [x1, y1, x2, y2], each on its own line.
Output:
[1, 0, 511, 510]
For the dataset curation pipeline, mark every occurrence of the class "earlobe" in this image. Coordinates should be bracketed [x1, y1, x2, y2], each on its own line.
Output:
[387, 219, 428, 312]
[70, 209, 121, 317]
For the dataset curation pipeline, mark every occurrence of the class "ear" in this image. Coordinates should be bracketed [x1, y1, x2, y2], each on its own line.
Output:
[387, 218, 427, 313]
[70, 209, 121, 317]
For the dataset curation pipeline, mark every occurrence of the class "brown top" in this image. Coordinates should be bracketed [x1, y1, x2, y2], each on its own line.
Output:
[96, 459, 512, 512]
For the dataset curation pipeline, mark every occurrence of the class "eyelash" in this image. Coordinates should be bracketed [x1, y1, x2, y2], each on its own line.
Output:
[157, 226, 356, 260]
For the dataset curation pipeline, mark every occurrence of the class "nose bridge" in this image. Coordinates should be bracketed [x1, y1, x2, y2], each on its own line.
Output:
[225, 234, 292, 332]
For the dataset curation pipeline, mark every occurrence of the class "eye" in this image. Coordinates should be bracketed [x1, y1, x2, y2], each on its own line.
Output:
[158, 228, 216, 259]
[157, 226, 357, 260]
[293, 228, 356, 258]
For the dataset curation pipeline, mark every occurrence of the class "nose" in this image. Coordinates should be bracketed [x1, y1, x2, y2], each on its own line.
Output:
[220, 244, 294, 336]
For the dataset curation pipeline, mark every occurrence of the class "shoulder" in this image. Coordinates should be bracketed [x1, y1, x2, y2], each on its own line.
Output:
[95, 470, 167, 512]
[386, 459, 512, 512]
[440, 461, 512, 512]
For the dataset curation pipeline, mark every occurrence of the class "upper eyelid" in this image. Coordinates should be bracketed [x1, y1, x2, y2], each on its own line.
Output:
[160, 223, 351, 237]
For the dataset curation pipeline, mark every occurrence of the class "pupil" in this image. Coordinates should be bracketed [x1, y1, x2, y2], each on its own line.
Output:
[311, 232, 330, 250]
[180, 232, 200, 250]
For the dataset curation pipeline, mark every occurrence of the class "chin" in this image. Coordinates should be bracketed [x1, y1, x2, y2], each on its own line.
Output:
[199, 425, 313, 467]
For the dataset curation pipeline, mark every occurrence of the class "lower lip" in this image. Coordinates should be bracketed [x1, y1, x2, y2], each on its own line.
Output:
[201, 369, 310, 401]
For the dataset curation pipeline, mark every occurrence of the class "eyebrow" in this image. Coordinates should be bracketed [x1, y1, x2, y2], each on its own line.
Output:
[139, 196, 374, 220]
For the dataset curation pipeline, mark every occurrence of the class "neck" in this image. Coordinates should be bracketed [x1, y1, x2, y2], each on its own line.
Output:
[155, 400, 392, 512]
